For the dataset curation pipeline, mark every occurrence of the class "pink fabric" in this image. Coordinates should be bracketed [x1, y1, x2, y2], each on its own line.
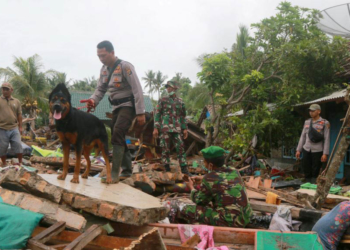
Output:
[178, 224, 229, 250]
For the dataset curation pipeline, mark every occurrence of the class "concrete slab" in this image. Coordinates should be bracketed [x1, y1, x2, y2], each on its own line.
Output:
[39, 174, 163, 209]
[39, 174, 168, 225]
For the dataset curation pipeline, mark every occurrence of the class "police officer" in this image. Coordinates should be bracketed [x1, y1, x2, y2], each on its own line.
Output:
[89, 41, 146, 183]
[153, 81, 189, 175]
[296, 104, 330, 183]
[181, 146, 253, 227]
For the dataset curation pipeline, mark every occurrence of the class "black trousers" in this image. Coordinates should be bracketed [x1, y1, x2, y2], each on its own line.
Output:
[111, 107, 135, 148]
[302, 149, 323, 179]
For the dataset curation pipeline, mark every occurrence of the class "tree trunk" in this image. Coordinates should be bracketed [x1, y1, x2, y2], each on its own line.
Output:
[30, 109, 37, 138]
[313, 135, 350, 209]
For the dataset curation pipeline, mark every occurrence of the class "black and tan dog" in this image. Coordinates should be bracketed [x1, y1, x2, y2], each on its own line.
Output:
[49, 83, 112, 184]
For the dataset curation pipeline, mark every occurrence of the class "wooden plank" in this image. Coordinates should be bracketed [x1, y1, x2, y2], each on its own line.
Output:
[296, 188, 350, 201]
[246, 186, 305, 207]
[249, 200, 326, 220]
[124, 227, 167, 250]
[263, 179, 272, 188]
[247, 190, 266, 200]
[27, 239, 56, 250]
[63, 224, 102, 250]
[32, 221, 66, 244]
[181, 234, 200, 247]
[251, 177, 261, 189]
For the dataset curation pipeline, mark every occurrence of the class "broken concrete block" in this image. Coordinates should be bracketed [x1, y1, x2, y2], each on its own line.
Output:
[0, 169, 167, 226]
[0, 168, 62, 203]
[40, 174, 168, 226]
[0, 188, 86, 231]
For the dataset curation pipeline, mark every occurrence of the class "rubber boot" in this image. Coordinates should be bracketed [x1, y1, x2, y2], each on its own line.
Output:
[181, 164, 192, 176]
[101, 145, 125, 183]
[164, 164, 171, 172]
[120, 149, 132, 178]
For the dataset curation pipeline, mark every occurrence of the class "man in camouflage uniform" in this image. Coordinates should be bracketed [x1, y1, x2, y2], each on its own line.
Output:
[181, 146, 253, 227]
[153, 81, 190, 175]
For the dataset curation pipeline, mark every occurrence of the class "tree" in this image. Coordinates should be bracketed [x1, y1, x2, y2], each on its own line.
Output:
[0, 54, 52, 130]
[153, 71, 168, 99]
[70, 77, 98, 92]
[197, 2, 349, 152]
[47, 72, 71, 89]
[231, 24, 250, 59]
[142, 70, 156, 96]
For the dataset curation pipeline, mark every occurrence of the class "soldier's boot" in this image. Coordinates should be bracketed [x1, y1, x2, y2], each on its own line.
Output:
[120, 149, 132, 178]
[101, 145, 124, 183]
[164, 164, 171, 172]
[181, 164, 192, 177]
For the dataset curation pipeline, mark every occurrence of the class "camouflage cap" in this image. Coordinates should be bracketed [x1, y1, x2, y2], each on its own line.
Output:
[200, 146, 229, 159]
[164, 81, 179, 89]
[1, 82, 13, 89]
[309, 104, 321, 111]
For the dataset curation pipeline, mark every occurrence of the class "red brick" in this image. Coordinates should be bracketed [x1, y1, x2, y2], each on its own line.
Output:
[98, 203, 115, 219]
[19, 172, 31, 185]
[36, 180, 47, 192]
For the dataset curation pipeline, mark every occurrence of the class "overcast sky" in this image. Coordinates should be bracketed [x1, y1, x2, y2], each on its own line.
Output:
[0, 0, 346, 98]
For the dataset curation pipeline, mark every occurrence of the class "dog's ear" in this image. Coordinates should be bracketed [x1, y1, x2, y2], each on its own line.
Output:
[59, 83, 71, 103]
[50, 83, 71, 102]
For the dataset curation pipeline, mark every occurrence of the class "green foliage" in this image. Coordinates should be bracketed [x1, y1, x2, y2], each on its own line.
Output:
[197, 53, 233, 94]
[197, 1, 349, 153]
[0, 54, 51, 116]
[70, 77, 98, 92]
[223, 103, 279, 155]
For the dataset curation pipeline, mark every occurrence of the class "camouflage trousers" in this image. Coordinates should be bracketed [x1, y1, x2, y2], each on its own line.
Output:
[180, 204, 253, 228]
[160, 132, 186, 166]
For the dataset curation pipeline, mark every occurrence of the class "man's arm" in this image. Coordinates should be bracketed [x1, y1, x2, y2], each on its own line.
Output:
[296, 121, 307, 159]
[18, 113, 22, 135]
[90, 68, 108, 107]
[180, 101, 188, 139]
[190, 176, 212, 206]
[122, 62, 145, 115]
[153, 100, 162, 138]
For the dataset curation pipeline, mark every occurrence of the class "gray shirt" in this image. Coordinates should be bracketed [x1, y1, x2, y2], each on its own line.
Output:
[297, 117, 330, 155]
[90, 58, 145, 115]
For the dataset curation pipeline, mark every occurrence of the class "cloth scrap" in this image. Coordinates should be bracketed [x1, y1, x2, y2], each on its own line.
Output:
[178, 224, 229, 250]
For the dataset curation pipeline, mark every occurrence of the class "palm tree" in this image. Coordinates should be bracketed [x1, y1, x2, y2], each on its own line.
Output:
[231, 25, 250, 58]
[47, 72, 71, 89]
[142, 70, 156, 96]
[153, 71, 168, 99]
[0, 54, 51, 131]
[71, 77, 98, 92]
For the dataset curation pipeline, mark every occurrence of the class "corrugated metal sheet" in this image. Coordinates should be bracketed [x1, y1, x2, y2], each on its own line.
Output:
[297, 89, 347, 106]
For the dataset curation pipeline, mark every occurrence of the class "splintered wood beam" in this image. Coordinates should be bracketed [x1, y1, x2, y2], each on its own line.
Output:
[63, 224, 103, 250]
[32, 221, 66, 244]
[27, 240, 56, 250]
[124, 227, 167, 250]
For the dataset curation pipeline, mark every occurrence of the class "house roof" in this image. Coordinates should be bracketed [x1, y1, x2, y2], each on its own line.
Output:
[70, 91, 154, 120]
[227, 103, 276, 117]
[296, 89, 347, 107]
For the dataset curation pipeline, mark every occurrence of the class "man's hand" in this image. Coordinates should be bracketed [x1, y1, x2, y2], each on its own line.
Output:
[183, 129, 188, 139]
[296, 151, 301, 159]
[137, 114, 146, 126]
[86, 99, 95, 109]
[321, 154, 328, 162]
[153, 128, 159, 138]
[184, 175, 194, 190]
[19, 127, 23, 135]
